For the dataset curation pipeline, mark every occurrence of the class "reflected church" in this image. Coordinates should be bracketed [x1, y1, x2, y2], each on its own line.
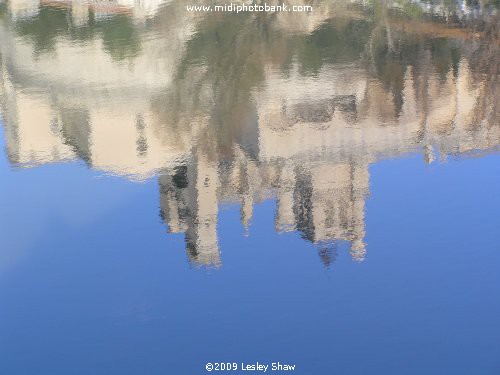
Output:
[1, 0, 498, 266]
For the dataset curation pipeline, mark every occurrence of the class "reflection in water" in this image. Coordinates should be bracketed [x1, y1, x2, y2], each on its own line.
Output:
[0, 0, 498, 267]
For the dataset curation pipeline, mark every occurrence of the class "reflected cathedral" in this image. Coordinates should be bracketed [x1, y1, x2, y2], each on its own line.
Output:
[0, 0, 498, 267]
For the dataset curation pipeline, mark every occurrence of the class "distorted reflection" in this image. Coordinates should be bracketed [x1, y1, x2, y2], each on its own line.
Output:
[0, 0, 498, 267]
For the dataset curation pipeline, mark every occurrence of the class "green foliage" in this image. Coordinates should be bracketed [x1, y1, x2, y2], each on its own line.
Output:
[294, 19, 372, 75]
[0, 2, 7, 19]
[13, 6, 141, 60]
[99, 15, 141, 60]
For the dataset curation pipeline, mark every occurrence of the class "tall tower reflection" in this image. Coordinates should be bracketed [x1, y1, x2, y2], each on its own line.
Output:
[160, 153, 221, 267]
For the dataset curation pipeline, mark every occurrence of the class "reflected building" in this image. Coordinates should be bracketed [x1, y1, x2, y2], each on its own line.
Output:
[160, 153, 221, 267]
[1, 0, 498, 267]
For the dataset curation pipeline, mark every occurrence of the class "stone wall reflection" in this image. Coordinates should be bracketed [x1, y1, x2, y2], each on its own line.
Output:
[0, 0, 498, 267]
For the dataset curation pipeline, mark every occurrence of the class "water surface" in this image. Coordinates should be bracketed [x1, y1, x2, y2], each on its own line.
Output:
[0, 0, 499, 374]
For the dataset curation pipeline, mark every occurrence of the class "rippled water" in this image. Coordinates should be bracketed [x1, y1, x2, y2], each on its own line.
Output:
[0, 0, 499, 374]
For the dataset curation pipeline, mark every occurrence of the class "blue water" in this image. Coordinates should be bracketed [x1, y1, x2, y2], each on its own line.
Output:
[1, 0, 499, 372]
[1, 120, 499, 374]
